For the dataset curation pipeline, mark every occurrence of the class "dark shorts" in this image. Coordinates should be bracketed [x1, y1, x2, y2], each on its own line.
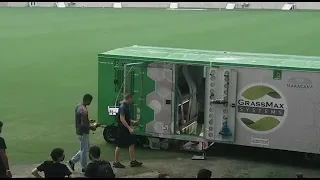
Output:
[197, 111, 204, 125]
[116, 128, 136, 148]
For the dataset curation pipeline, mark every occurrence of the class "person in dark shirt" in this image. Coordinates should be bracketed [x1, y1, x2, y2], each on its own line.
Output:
[68, 94, 95, 173]
[85, 146, 115, 178]
[0, 121, 11, 178]
[113, 93, 142, 168]
[32, 148, 74, 178]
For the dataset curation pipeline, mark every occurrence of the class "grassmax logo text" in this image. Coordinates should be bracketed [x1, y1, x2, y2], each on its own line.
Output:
[237, 84, 287, 133]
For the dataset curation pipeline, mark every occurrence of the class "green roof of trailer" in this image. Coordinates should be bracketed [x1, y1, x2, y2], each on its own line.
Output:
[99, 45, 320, 72]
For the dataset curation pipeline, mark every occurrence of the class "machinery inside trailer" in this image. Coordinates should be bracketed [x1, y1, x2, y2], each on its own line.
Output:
[112, 62, 209, 151]
[176, 64, 205, 138]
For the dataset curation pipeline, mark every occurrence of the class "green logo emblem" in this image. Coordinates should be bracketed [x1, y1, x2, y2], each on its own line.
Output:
[238, 84, 287, 133]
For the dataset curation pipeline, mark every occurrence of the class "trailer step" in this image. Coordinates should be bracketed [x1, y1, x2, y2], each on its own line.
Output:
[191, 154, 205, 160]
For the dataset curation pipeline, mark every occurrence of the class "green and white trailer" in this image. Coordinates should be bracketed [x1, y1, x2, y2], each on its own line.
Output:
[98, 45, 320, 158]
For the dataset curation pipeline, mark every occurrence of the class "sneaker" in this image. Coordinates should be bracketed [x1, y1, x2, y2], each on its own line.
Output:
[67, 160, 75, 171]
[113, 162, 125, 168]
[130, 160, 143, 167]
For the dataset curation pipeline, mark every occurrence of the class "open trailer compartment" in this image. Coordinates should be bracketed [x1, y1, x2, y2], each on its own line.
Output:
[98, 45, 320, 158]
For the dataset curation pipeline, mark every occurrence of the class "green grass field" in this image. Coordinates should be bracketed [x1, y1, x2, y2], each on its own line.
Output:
[1, 8, 320, 165]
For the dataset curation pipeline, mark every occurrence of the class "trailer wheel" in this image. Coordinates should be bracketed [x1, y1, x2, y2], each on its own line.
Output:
[103, 126, 117, 144]
[304, 153, 318, 161]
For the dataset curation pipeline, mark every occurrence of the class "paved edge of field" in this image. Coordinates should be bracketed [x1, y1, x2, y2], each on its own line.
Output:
[9, 156, 320, 178]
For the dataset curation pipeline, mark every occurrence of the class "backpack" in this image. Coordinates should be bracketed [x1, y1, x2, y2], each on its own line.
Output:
[96, 160, 115, 178]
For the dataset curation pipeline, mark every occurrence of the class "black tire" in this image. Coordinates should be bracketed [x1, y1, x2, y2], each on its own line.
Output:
[103, 126, 117, 144]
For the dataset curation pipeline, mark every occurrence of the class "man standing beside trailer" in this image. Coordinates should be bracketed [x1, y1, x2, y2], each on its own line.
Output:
[113, 93, 143, 168]
[68, 94, 96, 173]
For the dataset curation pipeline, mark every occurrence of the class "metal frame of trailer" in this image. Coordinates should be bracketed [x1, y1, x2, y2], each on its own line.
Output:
[98, 45, 320, 160]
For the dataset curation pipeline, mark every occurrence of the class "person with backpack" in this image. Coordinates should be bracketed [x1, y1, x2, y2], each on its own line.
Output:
[85, 146, 115, 178]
